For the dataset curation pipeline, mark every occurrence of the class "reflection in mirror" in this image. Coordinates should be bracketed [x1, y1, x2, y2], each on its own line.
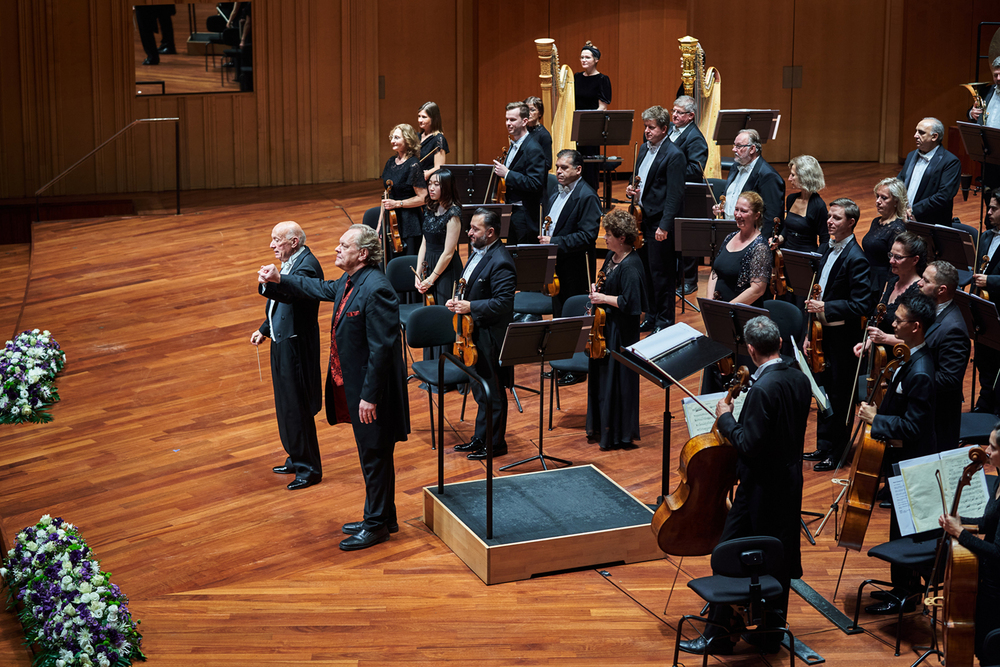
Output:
[134, 2, 252, 96]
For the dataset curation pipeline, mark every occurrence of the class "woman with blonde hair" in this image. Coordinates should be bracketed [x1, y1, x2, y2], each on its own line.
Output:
[862, 177, 908, 291]
[375, 123, 427, 256]
[773, 155, 827, 252]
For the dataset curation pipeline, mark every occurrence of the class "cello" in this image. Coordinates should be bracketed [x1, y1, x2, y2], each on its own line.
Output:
[585, 267, 607, 359]
[650, 367, 749, 556]
[377, 180, 404, 254]
[452, 279, 478, 366]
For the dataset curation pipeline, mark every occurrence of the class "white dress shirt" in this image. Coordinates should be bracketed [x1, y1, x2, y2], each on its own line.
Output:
[725, 157, 758, 218]
[544, 178, 579, 234]
[906, 145, 939, 207]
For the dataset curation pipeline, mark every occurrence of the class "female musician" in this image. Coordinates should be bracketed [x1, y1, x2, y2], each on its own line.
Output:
[773, 155, 828, 252]
[380, 123, 428, 257]
[939, 425, 1000, 662]
[706, 191, 772, 308]
[575, 41, 611, 188]
[417, 102, 449, 181]
[862, 177, 909, 292]
[524, 96, 552, 171]
[415, 168, 464, 315]
[972, 192, 1000, 413]
[853, 231, 927, 356]
[586, 209, 647, 451]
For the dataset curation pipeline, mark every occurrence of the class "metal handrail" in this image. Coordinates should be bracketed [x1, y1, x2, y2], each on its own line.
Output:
[34, 117, 181, 221]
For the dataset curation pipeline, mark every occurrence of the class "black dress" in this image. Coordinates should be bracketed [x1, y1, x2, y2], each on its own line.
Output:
[574, 72, 612, 110]
[711, 232, 771, 308]
[874, 275, 920, 334]
[782, 192, 828, 252]
[528, 125, 552, 171]
[861, 216, 906, 293]
[587, 251, 648, 450]
[381, 155, 427, 252]
[420, 133, 449, 172]
[421, 204, 463, 307]
[958, 487, 1000, 660]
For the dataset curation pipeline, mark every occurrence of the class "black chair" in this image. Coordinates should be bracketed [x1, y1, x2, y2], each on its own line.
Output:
[673, 536, 794, 667]
[764, 299, 805, 359]
[960, 412, 997, 446]
[405, 306, 468, 450]
[707, 177, 727, 204]
[547, 294, 591, 429]
[385, 256, 422, 365]
[983, 628, 1000, 667]
[849, 532, 940, 656]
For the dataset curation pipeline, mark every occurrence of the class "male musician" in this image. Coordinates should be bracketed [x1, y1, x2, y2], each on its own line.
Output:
[448, 208, 517, 460]
[970, 56, 1000, 192]
[492, 101, 548, 246]
[539, 149, 601, 318]
[714, 128, 785, 240]
[679, 317, 811, 656]
[259, 224, 409, 551]
[804, 198, 875, 472]
[858, 293, 937, 615]
[972, 191, 1000, 412]
[918, 260, 970, 452]
[898, 117, 961, 225]
[625, 105, 685, 333]
[669, 96, 709, 295]
[251, 221, 324, 490]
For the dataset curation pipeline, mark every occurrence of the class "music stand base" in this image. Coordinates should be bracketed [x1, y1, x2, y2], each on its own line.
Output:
[500, 453, 573, 472]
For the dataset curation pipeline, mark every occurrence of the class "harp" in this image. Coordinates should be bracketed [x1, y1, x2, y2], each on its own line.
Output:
[678, 36, 722, 179]
[535, 38, 575, 172]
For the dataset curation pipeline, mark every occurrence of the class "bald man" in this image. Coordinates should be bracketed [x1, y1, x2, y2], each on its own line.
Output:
[251, 221, 325, 490]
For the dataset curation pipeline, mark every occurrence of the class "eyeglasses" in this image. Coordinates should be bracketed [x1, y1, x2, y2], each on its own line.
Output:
[887, 253, 914, 261]
[892, 316, 913, 324]
[733, 143, 751, 150]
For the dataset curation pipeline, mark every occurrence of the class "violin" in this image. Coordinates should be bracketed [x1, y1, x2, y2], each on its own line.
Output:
[411, 263, 436, 306]
[628, 142, 644, 225]
[650, 367, 749, 556]
[925, 446, 989, 667]
[978, 254, 991, 301]
[770, 218, 788, 296]
[838, 343, 910, 551]
[484, 144, 510, 204]
[539, 216, 561, 297]
[452, 279, 478, 366]
[715, 195, 726, 220]
[808, 283, 826, 374]
[585, 270, 608, 359]
[378, 180, 404, 254]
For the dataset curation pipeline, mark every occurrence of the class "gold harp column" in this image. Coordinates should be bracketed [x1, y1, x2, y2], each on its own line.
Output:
[679, 36, 721, 180]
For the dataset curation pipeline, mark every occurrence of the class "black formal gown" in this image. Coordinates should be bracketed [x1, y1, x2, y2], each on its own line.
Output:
[381, 155, 427, 254]
[873, 275, 920, 334]
[861, 216, 906, 293]
[574, 71, 612, 189]
[587, 251, 647, 450]
[420, 204, 463, 361]
[711, 232, 771, 308]
[420, 133, 449, 171]
[782, 192, 828, 252]
[958, 488, 1000, 660]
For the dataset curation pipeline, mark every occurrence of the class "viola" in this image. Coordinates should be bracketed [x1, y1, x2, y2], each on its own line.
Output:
[585, 270, 608, 359]
[378, 180, 404, 254]
[978, 254, 991, 301]
[770, 217, 788, 296]
[539, 215, 561, 297]
[808, 283, 826, 374]
[452, 278, 478, 367]
[650, 367, 749, 556]
[484, 144, 510, 205]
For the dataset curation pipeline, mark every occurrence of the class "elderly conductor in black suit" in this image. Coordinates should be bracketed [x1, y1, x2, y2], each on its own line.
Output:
[679, 316, 812, 656]
[259, 224, 410, 551]
[252, 221, 324, 491]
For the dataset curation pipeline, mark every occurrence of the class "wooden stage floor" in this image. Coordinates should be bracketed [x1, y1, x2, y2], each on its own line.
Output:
[0, 164, 990, 665]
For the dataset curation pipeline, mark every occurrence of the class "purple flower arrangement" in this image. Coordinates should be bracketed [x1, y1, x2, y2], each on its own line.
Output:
[1, 515, 145, 666]
[0, 329, 67, 424]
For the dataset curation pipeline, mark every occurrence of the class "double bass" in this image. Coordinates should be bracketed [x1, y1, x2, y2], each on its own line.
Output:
[650, 367, 749, 556]
[452, 279, 478, 366]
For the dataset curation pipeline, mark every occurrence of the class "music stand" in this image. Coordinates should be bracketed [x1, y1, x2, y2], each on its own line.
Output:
[498, 317, 587, 471]
[461, 203, 512, 244]
[452, 164, 496, 206]
[572, 110, 634, 207]
[698, 297, 770, 361]
[674, 218, 740, 313]
[904, 221, 976, 272]
[505, 244, 558, 407]
[955, 290, 1000, 403]
[612, 323, 730, 500]
[713, 109, 781, 145]
[780, 249, 823, 298]
[675, 184, 718, 311]
[957, 121, 1000, 231]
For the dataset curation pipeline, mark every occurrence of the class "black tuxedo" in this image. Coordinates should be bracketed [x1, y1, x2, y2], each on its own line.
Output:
[543, 178, 601, 317]
[898, 147, 961, 225]
[272, 265, 410, 531]
[258, 247, 324, 481]
[724, 157, 786, 239]
[975, 229, 1000, 412]
[635, 139, 685, 328]
[463, 241, 517, 448]
[669, 122, 709, 181]
[815, 237, 875, 457]
[504, 134, 548, 246]
[925, 301, 970, 451]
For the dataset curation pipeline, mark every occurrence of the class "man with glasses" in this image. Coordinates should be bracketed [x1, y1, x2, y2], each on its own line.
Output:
[714, 128, 785, 240]
[803, 198, 875, 472]
[669, 96, 709, 295]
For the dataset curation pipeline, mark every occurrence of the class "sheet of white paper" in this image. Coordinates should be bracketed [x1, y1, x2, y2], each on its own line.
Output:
[627, 322, 701, 361]
[790, 335, 828, 412]
[889, 475, 916, 536]
[682, 391, 747, 439]
[899, 446, 992, 532]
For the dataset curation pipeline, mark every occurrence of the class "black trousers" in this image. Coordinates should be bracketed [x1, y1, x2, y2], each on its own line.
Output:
[350, 420, 397, 531]
[270, 338, 322, 479]
[642, 222, 676, 327]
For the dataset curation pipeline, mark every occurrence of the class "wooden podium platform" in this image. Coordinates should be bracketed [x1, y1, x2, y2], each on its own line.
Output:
[423, 465, 665, 585]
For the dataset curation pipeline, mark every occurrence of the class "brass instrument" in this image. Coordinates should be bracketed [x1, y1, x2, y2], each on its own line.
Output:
[679, 36, 722, 179]
[962, 82, 986, 124]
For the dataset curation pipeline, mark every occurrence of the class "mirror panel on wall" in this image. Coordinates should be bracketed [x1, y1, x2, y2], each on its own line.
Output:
[133, 2, 252, 96]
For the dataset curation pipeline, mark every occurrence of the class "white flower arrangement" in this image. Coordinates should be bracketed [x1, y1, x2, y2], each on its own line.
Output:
[0, 329, 66, 424]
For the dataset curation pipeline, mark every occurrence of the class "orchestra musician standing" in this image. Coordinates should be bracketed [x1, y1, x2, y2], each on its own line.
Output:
[525, 96, 553, 172]
[714, 129, 785, 240]
[448, 209, 517, 460]
[804, 198, 875, 472]
[586, 209, 648, 451]
[969, 56, 1000, 192]
[492, 102, 547, 246]
[705, 192, 771, 307]
[626, 105, 685, 334]
[417, 101, 449, 181]
[854, 232, 926, 354]
[774, 155, 828, 252]
[375, 124, 428, 257]
[669, 96, 709, 296]
[678, 317, 812, 656]
[898, 117, 961, 225]
[862, 178, 909, 293]
[972, 191, 1000, 414]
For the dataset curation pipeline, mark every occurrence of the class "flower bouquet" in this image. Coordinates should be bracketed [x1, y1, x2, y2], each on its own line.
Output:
[0, 329, 66, 424]
[1, 515, 145, 667]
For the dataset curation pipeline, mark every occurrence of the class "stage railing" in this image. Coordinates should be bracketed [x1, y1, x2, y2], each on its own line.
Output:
[34, 117, 181, 221]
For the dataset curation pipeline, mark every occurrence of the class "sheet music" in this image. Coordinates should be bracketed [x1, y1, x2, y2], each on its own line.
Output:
[888, 475, 916, 536]
[681, 391, 747, 439]
[790, 335, 829, 412]
[898, 446, 990, 533]
[627, 322, 701, 361]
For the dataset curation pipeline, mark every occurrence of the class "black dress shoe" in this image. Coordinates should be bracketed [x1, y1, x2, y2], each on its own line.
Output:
[813, 457, 837, 472]
[158, 45, 176, 54]
[639, 318, 655, 332]
[870, 588, 906, 602]
[802, 450, 826, 461]
[287, 476, 320, 490]
[678, 636, 734, 655]
[142, 57, 159, 66]
[454, 437, 483, 453]
[557, 372, 586, 386]
[467, 444, 507, 459]
[865, 598, 916, 615]
[683, 282, 698, 295]
[342, 521, 399, 535]
[339, 526, 390, 551]
[272, 465, 295, 475]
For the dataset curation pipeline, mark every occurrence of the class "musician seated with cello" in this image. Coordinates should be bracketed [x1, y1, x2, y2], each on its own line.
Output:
[585, 209, 648, 451]
[679, 316, 812, 656]
[857, 293, 937, 615]
[939, 425, 1000, 663]
[491, 101, 547, 246]
[447, 208, 516, 460]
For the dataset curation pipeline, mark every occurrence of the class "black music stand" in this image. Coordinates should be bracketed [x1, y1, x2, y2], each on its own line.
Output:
[572, 110, 634, 208]
[713, 109, 781, 145]
[452, 164, 495, 206]
[780, 249, 823, 298]
[674, 217, 740, 313]
[612, 325, 730, 501]
[905, 221, 976, 273]
[955, 290, 1000, 404]
[957, 121, 1000, 231]
[498, 317, 587, 471]
[698, 297, 769, 362]
[505, 244, 558, 408]
[461, 204, 511, 244]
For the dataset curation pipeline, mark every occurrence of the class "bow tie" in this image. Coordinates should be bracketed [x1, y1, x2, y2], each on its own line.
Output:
[558, 184, 571, 195]
[828, 238, 846, 251]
